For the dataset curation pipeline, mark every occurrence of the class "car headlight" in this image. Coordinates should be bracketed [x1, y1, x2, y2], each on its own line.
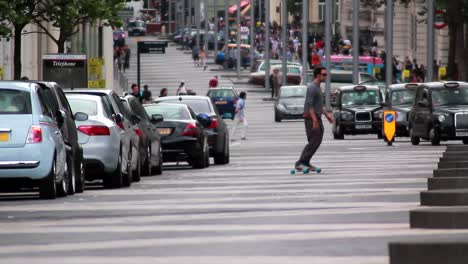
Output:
[438, 114, 447, 123]
[396, 111, 406, 122]
[374, 110, 383, 120]
[340, 111, 353, 121]
[276, 104, 287, 112]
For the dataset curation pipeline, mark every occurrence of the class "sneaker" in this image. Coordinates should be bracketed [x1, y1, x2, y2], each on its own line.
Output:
[203, 66, 208, 71]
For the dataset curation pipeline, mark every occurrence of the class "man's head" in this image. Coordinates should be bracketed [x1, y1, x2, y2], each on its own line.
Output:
[313, 66, 327, 83]
[131, 84, 139, 94]
[239, 91, 246, 99]
[144, 84, 149, 90]
[273, 68, 280, 74]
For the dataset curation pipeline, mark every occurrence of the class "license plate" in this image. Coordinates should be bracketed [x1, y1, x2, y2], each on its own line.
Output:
[215, 100, 227, 105]
[0, 132, 9, 142]
[158, 128, 172, 136]
[456, 131, 468, 137]
[355, 124, 372, 129]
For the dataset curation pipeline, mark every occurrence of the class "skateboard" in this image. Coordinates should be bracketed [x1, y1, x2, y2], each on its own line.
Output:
[290, 167, 321, 174]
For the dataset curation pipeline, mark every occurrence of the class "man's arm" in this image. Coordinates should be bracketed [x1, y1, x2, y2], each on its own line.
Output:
[323, 108, 334, 124]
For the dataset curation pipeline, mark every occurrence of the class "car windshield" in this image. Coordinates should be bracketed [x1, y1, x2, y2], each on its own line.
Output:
[391, 89, 416, 105]
[144, 104, 191, 120]
[67, 98, 98, 116]
[208, 89, 235, 98]
[158, 99, 211, 114]
[341, 90, 380, 106]
[128, 21, 144, 27]
[289, 67, 301, 74]
[331, 73, 353, 83]
[280, 87, 306, 98]
[0, 89, 32, 115]
[259, 62, 282, 71]
[432, 88, 468, 106]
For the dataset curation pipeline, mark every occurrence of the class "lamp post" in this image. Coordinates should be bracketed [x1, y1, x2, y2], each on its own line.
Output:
[324, 0, 332, 108]
[301, 0, 309, 85]
[264, 0, 270, 90]
[426, 0, 434, 82]
[385, 0, 393, 87]
[236, 0, 241, 79]
[250, 0, 255, 69]
[281, 0, 287, 86]
[352, 0, 359, 84]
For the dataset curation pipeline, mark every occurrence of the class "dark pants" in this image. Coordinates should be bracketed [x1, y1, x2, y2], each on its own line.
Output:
[296, 118, 324, 166]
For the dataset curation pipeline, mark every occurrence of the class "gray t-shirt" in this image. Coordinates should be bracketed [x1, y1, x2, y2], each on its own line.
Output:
[303, 81, 323, 118]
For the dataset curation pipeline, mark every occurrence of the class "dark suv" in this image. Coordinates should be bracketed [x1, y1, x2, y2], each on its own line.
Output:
[408, 82, 468, 145]
[332, 85, 384, 139]
[27, 81, 87, 194]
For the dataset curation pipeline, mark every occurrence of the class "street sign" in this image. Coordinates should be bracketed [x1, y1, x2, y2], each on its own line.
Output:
[383, 110, 396, 145]
[138, 41, 168, 54]
[434, 10, 447, 29]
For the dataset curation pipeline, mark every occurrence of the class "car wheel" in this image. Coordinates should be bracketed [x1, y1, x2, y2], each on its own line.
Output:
[142, 146, 152, 176]
[377, 131, 383, 139]
[66, 155, 76, 195]
[192, 140, 207, 169]
[39, 158, 57, 199]
[152, 146, 163, 175]
[274, 111, 282, 122]
[214, 135, 229, 165]
[133, 154, 141, 182]
[410, 128, 420, 145]
[75, 154, 85, 193]
[333, 124, 344, 140]
[429, 127, 440, 146]
[123, 149, 133, 187]
[57, 157, 69, 197]
[103, 151, 123, 189]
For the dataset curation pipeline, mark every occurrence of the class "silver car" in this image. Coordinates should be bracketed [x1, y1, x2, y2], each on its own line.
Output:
[65, 92, 137, 188]
[0, 82, 76, 199]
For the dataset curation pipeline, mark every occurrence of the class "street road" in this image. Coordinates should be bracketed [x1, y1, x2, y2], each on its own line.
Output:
[1, 35, 466, 264]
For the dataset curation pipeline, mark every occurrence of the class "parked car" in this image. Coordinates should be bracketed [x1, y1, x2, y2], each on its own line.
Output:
[320, 70, 377, 104]
[206, 87, 238, 120]
[408, 82, 468, 146]
[120, 95, 163, 177]
[65, 90, 138, 188]
[0, 82, 87, 199]
[127, 20, 146, 36]
[154, 96, 230, 164]
[27, 81, 87, 194]
[144, 103, 210, 168]
[331, 85, 384, 139]
[250, 60, 302, 86]
[274, 85, 307, 122]
[383, 83, 419, 137]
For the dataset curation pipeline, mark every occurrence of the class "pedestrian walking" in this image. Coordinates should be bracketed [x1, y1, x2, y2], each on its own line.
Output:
[123, 45, 131, 72]
[200, 47, 207, 71]
[130, 83, 143, 103]
[192, 46, 200, 67]
[271, 68, 281, 98]
[142, 84, 152, 104]
[231, 91, 248, 141]
[176, 81, 187, 95]
[294, 67, 334, 172]
[209, 76, 219, 88]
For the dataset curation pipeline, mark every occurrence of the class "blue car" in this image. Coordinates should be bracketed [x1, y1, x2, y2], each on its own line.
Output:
[206, 87, 238, 120]
[0, 82, 86, 199]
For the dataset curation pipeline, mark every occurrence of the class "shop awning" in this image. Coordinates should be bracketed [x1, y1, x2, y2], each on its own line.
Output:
[228, 0, 250, 14]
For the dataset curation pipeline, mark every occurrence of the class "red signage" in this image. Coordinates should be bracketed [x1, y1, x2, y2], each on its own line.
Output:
[434, 10, 447, 29]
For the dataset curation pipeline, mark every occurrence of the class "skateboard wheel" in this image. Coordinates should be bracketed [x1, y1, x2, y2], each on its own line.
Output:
[316, 168, 321, 173]
[303, 169, 309, 174]
[290, 169, 296, 174]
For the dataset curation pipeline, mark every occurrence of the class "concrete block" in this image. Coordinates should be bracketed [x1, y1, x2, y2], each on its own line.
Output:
[421, 189, 468, 206]
[446, 145, 468, 151]
[410, 206, 468, 228]
[443, 152, 468, 159]
[428, 177, 468, 190]
[440, 157, 468, 163]
[434, 168, 468, 177]
[438, 161, 468, 169]
[389, 239, 468, 264]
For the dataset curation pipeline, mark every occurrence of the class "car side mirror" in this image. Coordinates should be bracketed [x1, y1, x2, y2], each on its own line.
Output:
[197, 113, 212, 127]
[114, 113, 124, 123]
[417, 100, 429, 108]
[131, 114, 141, 124]
[74, 112, 89, 122]
[151, 114, 164, 124]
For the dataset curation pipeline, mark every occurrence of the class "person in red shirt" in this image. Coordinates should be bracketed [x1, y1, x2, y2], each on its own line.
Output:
[209, 76, 219, 88]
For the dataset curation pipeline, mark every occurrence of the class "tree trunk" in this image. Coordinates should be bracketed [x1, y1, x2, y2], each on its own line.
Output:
[57, 34, 66, 53]
[13, 26, 23, 80]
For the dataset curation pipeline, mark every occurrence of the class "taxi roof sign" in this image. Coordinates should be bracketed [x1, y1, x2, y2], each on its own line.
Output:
[353, 85, 367, 91]
[405, 83, 419, 89]
[444, 82, 460, 88]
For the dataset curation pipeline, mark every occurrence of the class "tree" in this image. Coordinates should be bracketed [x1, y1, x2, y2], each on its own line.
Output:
[0, 0, 42, 80]
[33, 0, 127, 53]
[360, 0, 468, 81]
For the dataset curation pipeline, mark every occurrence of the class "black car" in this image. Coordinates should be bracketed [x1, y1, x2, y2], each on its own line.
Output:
[143, 103, 210, 169]
[332, 85, 384, 139]
[274, 85, 307, 122]
[408, 82, 468, 146]
[120, 95, 163, 177]
[28, 81, 88, 194]
[384, 83, 419, 136]
[127, 20, 146, 36]
[154, 96, 230, 165]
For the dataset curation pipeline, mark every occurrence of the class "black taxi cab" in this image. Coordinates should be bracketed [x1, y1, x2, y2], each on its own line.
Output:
[384, 83, 419, 136]
[332, 85, 384, 139]
[408, 81, 468, 145]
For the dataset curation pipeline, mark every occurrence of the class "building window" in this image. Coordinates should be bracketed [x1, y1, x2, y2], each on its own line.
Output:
[319, 0, 340, 22]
